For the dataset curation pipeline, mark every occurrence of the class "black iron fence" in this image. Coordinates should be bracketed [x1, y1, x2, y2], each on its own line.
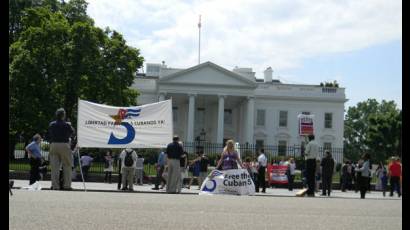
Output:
[9, 141, 343, 174]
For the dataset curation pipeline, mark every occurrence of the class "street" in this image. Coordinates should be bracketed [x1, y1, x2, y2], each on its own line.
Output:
[9, 189, 402, 230]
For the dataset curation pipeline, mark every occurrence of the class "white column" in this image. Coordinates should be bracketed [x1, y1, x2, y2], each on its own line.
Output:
[246, 96, 255, 144]
[217, 95, 225, 144]
[186, 94, 196, 143]
[158, 92, 166, 101]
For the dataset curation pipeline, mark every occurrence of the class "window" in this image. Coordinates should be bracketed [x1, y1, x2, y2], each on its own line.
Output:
[278, 140, 287, 156]
[325, 113, 333, 129]
[172, 107, 178, 123]
[256, 109, 265, 126]
[279, 111, 288, 127]
[302, 111, 310, 115]
[224, 109, 232, 125]
[324, 142, 332, 151]
[256, 140, 264, 150]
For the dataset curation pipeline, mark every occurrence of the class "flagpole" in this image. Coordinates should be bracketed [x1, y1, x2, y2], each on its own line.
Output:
[77, 98, 87, 192]
[198, 15, 201, 65]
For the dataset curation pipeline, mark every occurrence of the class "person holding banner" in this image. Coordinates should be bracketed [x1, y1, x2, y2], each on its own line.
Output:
[47, 108, 75, 190]
[304, 134, 319, 197]
[216, 140, 243, 170]
[165, 136, 184, 194]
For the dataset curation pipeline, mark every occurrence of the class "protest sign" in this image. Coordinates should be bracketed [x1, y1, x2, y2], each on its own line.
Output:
[77, 99, 172, 148]
[267, 164, 289, 184]
[199, 169, 255, 195]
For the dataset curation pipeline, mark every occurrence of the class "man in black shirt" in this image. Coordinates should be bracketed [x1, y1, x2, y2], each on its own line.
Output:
[321, 150, 335, 196]
[165, 136, 184, 193]
[47, 108, 75, 190]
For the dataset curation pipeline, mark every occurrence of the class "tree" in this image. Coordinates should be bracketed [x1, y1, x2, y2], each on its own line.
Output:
[9, 1, 144, 150]
[344, 99, 402, 162]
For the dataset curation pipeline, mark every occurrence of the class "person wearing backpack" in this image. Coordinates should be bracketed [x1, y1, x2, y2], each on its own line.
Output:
[119, 148, 138, 191]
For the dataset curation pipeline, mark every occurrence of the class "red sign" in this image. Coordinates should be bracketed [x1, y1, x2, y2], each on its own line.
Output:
[267, 164, 288, 184]
[298, 114, 314, 136]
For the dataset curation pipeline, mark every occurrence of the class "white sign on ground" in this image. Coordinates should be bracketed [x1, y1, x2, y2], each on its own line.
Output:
[199, 169, 255, 195]
[77, 99, 173, 148]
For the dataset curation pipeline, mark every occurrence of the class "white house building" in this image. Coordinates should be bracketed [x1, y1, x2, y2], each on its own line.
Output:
[132, 61, 346, 159]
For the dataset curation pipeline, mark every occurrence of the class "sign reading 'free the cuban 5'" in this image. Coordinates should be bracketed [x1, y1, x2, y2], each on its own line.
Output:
[77, 99, 173, 148]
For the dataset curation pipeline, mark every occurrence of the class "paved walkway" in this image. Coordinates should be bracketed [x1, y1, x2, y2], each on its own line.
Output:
[11, 179, 402, 200]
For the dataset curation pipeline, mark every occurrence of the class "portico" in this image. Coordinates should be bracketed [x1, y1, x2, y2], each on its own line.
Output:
[133, 61, 347, 156]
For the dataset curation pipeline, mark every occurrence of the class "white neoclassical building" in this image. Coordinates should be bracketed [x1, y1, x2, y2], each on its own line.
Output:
[132, 61, 346, 151]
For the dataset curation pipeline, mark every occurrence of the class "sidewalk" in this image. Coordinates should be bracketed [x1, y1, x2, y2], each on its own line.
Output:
[11, 179, 402, 200]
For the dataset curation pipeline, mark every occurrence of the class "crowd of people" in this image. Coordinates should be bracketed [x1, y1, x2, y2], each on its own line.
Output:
[23, 108, 402, 198]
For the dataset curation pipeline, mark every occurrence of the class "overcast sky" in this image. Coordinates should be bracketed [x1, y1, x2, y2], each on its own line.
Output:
[87, 0, 402, 109]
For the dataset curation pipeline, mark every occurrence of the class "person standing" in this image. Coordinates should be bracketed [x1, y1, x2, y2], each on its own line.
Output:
[375, 162, 386, 191]
[165, 136, 184, 194]
[152, 150, 166, 190]
[80, 152, 93, 181]
[287, 158, 296, 191]
[104, 150, 114, 183]
[388, 157, 402, 197]
[25, 134, 43, 185]
[320, 150, 335, 196]
[180, 151, 189, 189]
[304, 134, 319, 197]
[47, 108, 75, 190]
[198, 152, 210, 189]
[135, 154, 145, 185]
[119, 148, 138, 191]
[215, 139, 243, 170]
[187, 152, 201, 189]
[355, 153, 371, 199]
[256, 149, 267, 193]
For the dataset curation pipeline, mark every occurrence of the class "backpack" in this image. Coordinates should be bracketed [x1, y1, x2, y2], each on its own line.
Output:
[124, 150, 134, 167]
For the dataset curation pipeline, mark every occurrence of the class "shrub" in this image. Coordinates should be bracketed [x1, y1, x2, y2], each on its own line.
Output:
[15, 143, 25, 150]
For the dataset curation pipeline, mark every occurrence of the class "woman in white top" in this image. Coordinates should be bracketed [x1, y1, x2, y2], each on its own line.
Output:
[287, 158, 296, 191]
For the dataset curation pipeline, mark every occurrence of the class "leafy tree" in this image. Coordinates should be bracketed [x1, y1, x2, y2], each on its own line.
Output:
[9, 0, 144, 157]
[344, 99, 401, 162]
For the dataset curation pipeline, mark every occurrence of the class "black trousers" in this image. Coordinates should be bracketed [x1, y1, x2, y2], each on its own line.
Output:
[288, 174, 295, 191]
[154, 165, 166, 188]
[322, 174, 333, 195]
[29, 158, 41, 185]
[104, 171, 112, 183]
[306, 159, 316, 195]
[256, 166, 266, 192]
[390, 176, 401, 196]
[358, 175, 369, 199]
[82, 165, 90, 181]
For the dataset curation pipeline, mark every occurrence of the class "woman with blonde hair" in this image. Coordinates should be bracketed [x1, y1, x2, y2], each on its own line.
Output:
[216, 140, 243, 170]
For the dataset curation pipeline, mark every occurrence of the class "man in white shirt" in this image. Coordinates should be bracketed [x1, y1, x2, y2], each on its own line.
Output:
[256, 149, 268, 193]
[304, 135, 319, 196]
[119, 148, 138, 191]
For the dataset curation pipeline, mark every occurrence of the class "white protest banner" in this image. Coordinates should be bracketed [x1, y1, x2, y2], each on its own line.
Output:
[77, 99, 173, 148]
[298, 114, 315, 136]
[199, 169, 255, 195]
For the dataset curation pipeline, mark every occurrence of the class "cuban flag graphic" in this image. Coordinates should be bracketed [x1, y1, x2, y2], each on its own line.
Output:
[209, 170, 224, 179]
[118, 108, 141, 119]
